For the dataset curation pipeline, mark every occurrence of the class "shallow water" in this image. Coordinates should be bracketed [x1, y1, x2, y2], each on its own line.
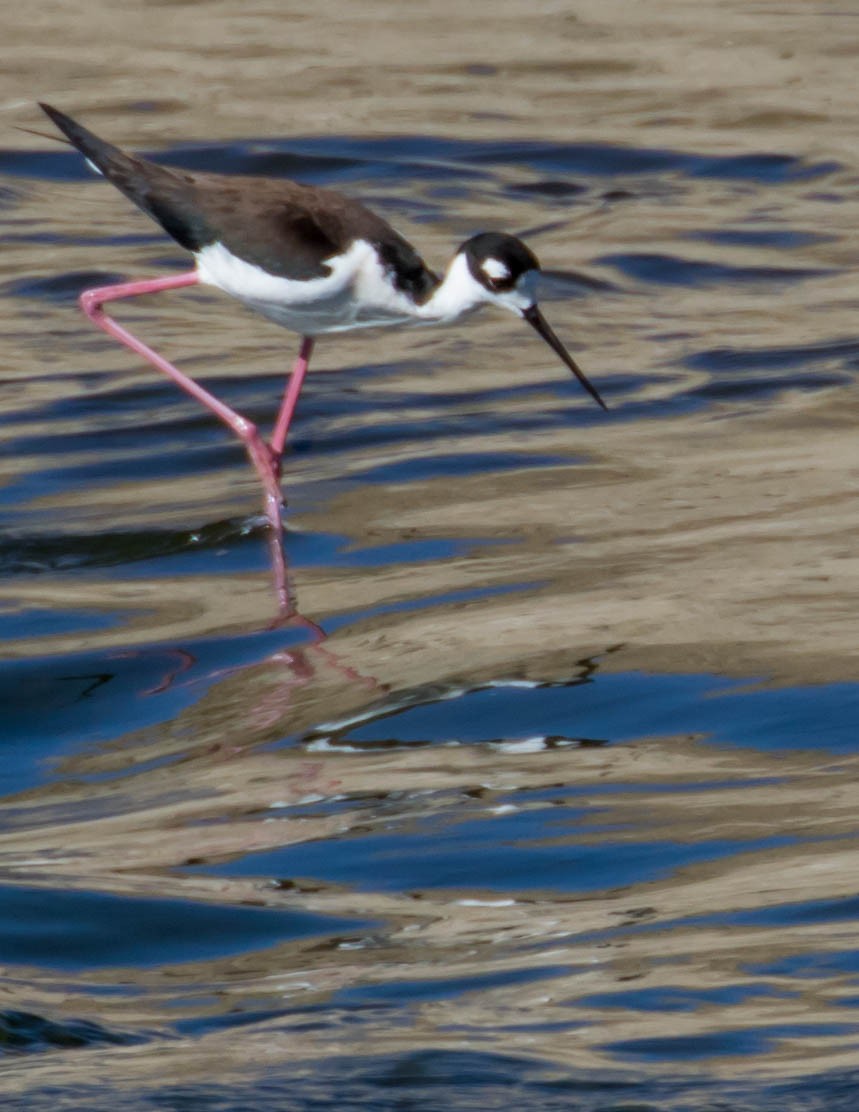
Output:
[3, 1, 859, 1108]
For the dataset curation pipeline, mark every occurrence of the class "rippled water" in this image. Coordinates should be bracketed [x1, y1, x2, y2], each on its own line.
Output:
[3, 1, 859, 1108]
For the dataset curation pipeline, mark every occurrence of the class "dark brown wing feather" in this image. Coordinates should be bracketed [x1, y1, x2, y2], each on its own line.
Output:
[40, 103, 216, 253]
[186, 172, 419, 282]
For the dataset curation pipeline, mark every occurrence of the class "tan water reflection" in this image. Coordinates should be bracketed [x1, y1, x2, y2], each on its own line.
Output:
[2, 0, 859, 1099]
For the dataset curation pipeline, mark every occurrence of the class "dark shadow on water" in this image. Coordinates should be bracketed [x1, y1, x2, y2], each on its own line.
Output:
[686, 336, 859, 374]
[0, 883, 373, 972]
[4, 129, 842, 189]
[0, 517, 261, 574]
[596, 251, 834, 288]
[604, 1023, 859, 1062]
[8, 1050, 859, 1110]
[0, 1009, 143, 1055]
[0, 519, 503, 579]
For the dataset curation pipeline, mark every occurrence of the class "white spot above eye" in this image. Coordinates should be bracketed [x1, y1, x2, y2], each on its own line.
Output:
[481, 257, 510, 281]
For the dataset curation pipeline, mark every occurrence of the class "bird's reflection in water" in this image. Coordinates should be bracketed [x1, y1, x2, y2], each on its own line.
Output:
[210, 547, 380, 750]
[52, 536, 382, 778]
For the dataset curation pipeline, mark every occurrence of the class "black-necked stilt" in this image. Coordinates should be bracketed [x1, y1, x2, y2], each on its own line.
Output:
[40, 104, 606, 601]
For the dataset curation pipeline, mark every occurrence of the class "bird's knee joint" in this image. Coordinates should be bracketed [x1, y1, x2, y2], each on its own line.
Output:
[234, 417, 259, 443]
[79, 289, 102, 316]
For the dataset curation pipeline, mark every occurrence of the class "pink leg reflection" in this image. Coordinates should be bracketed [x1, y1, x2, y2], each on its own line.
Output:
[123, 543, 382, 746]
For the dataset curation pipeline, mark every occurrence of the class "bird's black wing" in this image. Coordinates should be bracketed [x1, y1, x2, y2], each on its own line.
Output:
[40, 102, 216, 253]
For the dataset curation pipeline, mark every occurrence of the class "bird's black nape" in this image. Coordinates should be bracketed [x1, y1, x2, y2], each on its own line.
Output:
[460, 232, 540, 292]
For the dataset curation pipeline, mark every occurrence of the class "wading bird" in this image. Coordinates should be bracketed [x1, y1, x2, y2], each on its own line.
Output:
[40, 103, 607, 605]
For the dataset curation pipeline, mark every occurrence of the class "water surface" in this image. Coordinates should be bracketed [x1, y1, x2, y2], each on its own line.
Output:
[2, 1, 859, 1107]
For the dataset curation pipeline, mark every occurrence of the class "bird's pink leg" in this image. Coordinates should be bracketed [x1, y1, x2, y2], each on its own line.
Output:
[80, 274, 282, 515]
[270, 336, 314, 463]
[79, 272, 292, 607]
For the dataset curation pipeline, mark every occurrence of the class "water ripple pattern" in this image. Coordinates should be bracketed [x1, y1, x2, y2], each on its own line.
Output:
[2, 3, 859, 1108]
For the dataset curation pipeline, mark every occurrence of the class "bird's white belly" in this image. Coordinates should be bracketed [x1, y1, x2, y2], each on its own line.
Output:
[196, 239, 421, 336]
[244, 289, 412, 334]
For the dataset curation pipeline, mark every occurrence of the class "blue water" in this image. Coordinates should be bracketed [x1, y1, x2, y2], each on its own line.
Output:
[1, 115, 858, 1110]
[11, 1052, 859, 1110]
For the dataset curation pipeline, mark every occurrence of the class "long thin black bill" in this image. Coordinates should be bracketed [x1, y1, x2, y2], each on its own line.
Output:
[523, 305, 607, 411]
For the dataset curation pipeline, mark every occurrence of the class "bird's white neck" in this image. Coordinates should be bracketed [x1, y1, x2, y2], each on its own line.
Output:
[415, 253, 488, 323]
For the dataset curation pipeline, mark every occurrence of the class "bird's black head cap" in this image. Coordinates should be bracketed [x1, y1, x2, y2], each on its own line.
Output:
[460, 232, 540, 293]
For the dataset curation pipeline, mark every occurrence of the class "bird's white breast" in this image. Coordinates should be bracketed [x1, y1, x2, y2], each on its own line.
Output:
[195, 239, 422, 335]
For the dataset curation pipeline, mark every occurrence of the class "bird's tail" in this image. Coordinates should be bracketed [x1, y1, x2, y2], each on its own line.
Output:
[40, 103, 154, 193]
[38, 103, 207, 252]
